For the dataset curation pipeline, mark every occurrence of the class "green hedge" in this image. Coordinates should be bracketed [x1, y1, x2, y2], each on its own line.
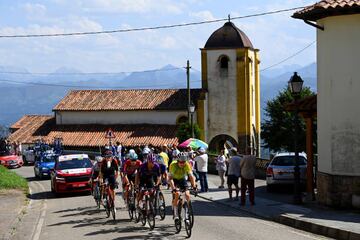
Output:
[0, 166, 28, 192]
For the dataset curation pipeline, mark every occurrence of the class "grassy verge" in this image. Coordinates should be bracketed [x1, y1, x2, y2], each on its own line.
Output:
[0, 166, 28, 193]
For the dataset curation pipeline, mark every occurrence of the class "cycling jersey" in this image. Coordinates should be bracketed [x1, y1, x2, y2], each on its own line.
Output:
[91, 161, 101, 179]
[138, 162, 160, 188]
[169, 161, 192, 180]
[123, 159, 142, 175]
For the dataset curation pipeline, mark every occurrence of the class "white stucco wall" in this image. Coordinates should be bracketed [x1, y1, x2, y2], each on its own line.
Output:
[317, 14, 360, 176]
[55, 110, 188, 125]
[206, 49, 238, 142]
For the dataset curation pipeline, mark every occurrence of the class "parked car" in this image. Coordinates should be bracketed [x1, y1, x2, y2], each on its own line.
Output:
[50, 154, 93, 196]
[0, 150, 23, 168]
[34, 153, 56, 179]
[266, 152, 307, 192]
[23, 147, 36, 165]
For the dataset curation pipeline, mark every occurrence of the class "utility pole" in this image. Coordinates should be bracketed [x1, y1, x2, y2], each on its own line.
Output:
[186, 60, 191, 123]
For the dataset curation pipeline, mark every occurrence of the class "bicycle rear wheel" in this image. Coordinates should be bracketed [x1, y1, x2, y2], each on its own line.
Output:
[158, 192, 166, 220]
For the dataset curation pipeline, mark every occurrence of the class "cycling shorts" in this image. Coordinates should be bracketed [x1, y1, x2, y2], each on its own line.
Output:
[173, 178, 188, 191]
[104, 175, 116, 190]
[139, 176, 155, 189]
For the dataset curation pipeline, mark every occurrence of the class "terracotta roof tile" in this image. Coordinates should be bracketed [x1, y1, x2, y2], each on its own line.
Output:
[8, 115, 178, 147]
[53, 89, 202, 111]
[8, 115, 54, 143]
[293, 0, 360, 21]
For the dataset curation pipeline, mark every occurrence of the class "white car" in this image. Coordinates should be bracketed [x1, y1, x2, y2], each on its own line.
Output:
[266, 152, 307, 192]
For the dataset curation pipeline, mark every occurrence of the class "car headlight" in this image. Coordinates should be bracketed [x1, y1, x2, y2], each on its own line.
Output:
[55, 176, 65, 182]
[42, 167, 48, 170]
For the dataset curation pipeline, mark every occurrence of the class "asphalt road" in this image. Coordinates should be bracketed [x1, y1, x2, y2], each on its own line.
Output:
[11, 166, 331, 240]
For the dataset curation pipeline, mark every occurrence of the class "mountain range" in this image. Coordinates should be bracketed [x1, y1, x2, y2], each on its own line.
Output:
[0, 63, 316, 128]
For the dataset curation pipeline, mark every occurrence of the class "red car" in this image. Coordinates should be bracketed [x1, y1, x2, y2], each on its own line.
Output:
[0, 151, 24, 168]
[50, 154, 93, 196]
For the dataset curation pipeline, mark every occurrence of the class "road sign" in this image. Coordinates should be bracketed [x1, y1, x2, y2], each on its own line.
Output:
[105, 129, 115, 139]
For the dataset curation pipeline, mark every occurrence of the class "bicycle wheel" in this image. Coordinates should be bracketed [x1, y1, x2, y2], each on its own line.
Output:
[94, 186, 101, 209]
[147, 199, 155, 230]
[188, 201, 194, 228]
[184, 203, 192, 238]
[174, 202, 182, 234]
[104, 195, 110, 218]
[134, 206, 141, 223]
[140, 202, 146, 226]
[158, 191, 166, 220]
[110, 195, 116, 220]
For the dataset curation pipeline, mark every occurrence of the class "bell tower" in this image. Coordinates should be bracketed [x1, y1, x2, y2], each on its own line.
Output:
[197, 21, 261, 155]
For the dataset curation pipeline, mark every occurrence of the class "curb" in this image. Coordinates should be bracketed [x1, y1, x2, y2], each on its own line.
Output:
[197, 194, 360, 240]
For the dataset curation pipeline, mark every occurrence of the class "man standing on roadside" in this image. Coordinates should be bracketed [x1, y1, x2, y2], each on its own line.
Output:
[227, 147, 241, 201]
[240, 146, 257, 206]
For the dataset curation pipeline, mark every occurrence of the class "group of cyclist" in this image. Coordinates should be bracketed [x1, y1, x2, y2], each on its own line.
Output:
[90, 144, 199, 221]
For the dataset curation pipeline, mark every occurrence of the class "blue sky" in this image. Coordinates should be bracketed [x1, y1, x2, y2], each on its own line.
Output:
[0, 0, 316, 74]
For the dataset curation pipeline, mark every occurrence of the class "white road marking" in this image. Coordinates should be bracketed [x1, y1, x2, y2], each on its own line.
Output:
[31, 181, 48, 240]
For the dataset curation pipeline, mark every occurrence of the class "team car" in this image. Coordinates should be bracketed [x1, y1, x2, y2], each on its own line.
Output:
[34, 152, 56, 179]
[50, 154, 93, 195]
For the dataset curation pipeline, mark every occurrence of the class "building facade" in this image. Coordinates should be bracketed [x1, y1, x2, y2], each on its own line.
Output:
[293, 0, 360, 208]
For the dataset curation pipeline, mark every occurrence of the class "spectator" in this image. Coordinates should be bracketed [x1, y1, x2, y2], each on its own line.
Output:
[116, 141, 122, 160]
[227, 147, 241, 201]
[240, 147, 257, 206]
[194, 147, 208, 192]
[159, 145, 170, 168]
[215, 149, 227, 188]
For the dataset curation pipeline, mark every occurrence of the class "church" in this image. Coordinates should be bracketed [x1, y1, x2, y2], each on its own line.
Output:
[9, 21, 261, 155]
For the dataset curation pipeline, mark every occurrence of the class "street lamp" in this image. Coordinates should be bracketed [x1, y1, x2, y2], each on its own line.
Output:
[288, 72, 304, 205]
[188, 102, 195, 138]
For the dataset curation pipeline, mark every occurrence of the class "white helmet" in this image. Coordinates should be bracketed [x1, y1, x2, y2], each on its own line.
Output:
[142, 147, 151, 155]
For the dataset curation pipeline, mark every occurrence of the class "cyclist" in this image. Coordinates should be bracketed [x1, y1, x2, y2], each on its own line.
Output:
[135, 153, 161, 208]
[99, 150, 119, 210]
[168, 152, 197, 220]
[123, 150, 142, 204]
[90, 156, 102, 195]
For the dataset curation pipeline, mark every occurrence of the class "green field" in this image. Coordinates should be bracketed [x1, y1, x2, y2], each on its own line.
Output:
[0, 166, 28, 192]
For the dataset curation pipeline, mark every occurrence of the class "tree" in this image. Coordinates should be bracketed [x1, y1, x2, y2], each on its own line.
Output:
[261, 86, 315, 152]
[176, 122, 201, 143]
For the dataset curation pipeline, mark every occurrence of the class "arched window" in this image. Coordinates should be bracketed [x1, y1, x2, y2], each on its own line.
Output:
[219, 55, 229, 69]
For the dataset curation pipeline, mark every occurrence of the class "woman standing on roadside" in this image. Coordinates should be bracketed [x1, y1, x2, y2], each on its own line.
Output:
[215, 149, 227, 188]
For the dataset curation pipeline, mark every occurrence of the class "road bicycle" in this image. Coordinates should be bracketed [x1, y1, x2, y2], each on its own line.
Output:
[135, 187, 156, 230]
[102, 179, 116, 220]
[172, 187, 197, 238]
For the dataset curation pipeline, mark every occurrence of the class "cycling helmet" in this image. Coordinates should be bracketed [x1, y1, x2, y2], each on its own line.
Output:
[129, 149, 136, 155]
[129, 151, 138, 161]
[95, 156, 103, 163]
[178, 152, 188, 162]
[172, 149, 180, 157]
[147, 153, 157, 163]
[142, 147, 151, 155]
[104, 150, 113, 157]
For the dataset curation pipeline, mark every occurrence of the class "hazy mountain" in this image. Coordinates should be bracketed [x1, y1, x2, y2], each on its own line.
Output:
[0, 63, 315, 127]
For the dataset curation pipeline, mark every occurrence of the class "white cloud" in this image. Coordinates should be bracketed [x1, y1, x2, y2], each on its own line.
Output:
[189, 10, 216, 21]
[21, 3, 47, 16]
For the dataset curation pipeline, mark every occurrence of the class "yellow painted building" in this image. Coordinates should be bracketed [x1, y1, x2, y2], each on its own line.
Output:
[197, 21, 261, 155]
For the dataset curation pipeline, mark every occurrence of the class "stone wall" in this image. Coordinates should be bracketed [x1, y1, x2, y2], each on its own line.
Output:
[317, 172, 360, 208]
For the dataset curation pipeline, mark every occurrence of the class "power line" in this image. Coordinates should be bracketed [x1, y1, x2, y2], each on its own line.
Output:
[0, 7, 304, 38]
[0, 66, 185, 75]
[260, 41, 316, 72]
[0, 78, 202, 89]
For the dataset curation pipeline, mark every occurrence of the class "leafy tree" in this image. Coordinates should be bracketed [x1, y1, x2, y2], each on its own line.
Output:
[261, 86, 315, 152]
[176, 122, 201, 143]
